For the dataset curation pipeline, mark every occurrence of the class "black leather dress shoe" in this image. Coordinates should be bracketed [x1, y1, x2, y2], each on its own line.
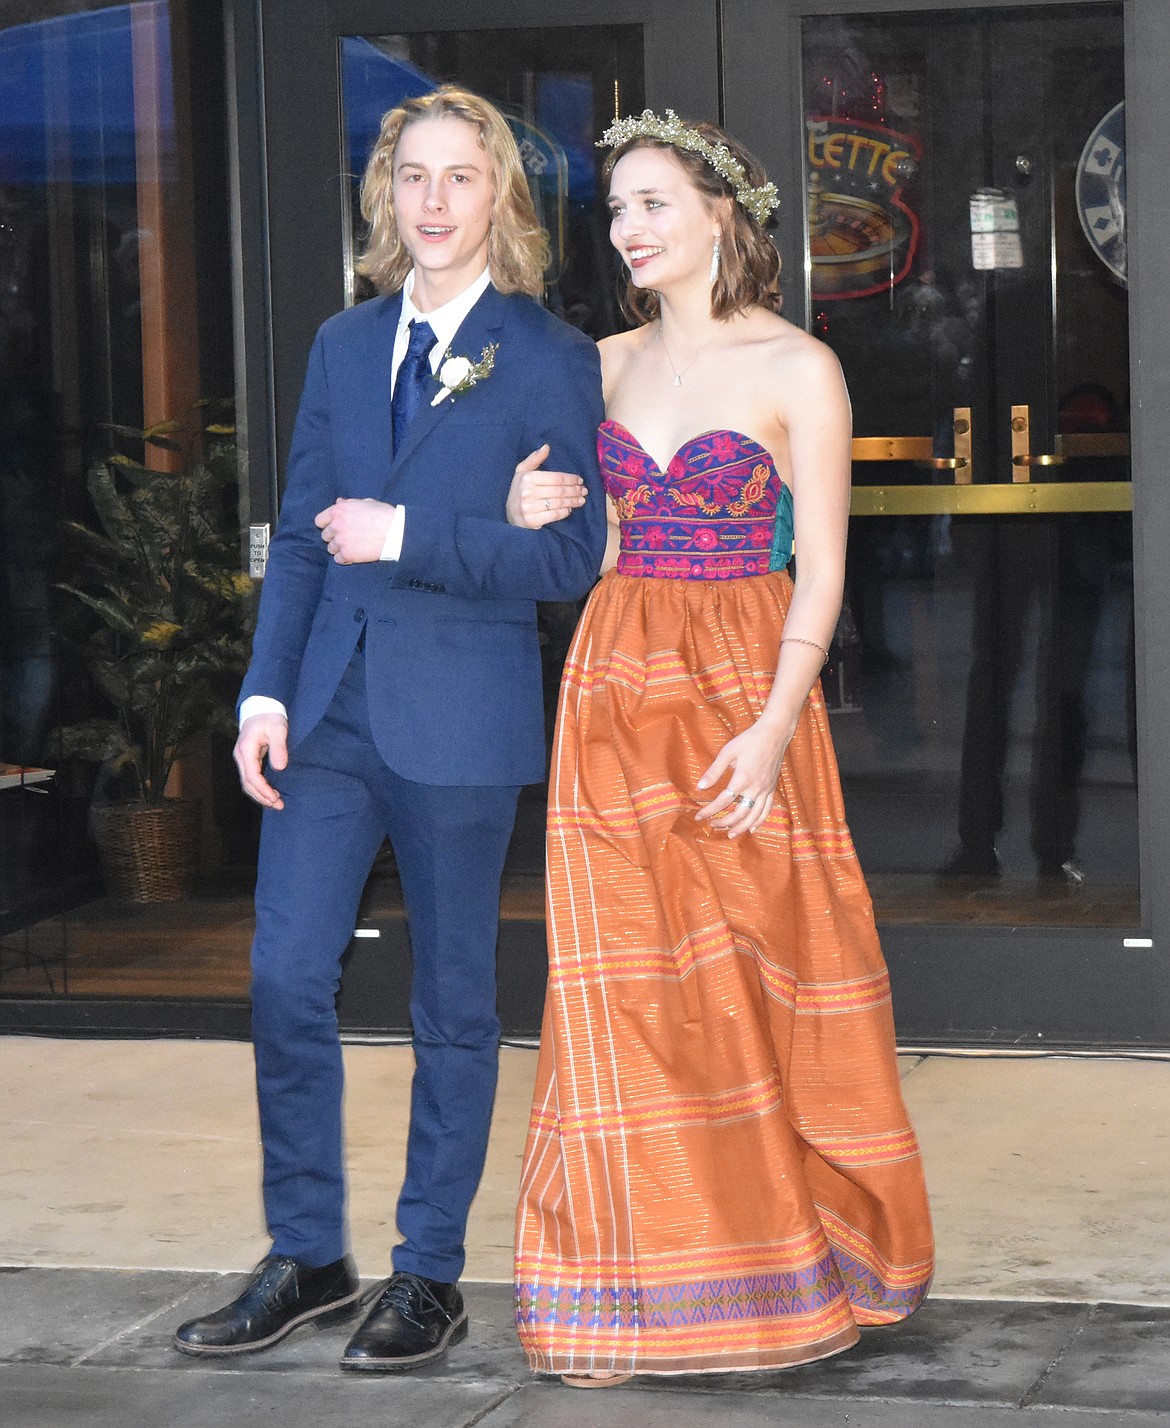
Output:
[340, 1270, 467, 1371]
[173, 1254, 361, 1356]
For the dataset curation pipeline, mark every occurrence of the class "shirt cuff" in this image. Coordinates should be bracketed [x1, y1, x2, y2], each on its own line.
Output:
[239, 695, 288, 727]
[379, 504, 406, 561]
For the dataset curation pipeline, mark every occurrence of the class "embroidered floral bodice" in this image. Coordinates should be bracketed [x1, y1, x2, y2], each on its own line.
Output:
[599, 420, 793, 580]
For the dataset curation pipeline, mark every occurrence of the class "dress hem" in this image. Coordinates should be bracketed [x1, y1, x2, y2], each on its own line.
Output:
[522, 1324, 862, 1376]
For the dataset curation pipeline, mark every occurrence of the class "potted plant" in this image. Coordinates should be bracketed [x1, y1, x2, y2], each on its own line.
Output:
[56, 410, 253, 902]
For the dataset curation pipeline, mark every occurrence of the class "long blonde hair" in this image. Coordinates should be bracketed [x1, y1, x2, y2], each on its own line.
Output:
[356, 86, 549, 298]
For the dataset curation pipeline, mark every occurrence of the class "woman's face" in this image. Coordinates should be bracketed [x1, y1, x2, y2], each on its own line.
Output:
[607, 145, 721, 294]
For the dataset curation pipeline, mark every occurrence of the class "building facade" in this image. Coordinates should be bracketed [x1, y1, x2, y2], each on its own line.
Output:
[1, 0, 1167, 1046]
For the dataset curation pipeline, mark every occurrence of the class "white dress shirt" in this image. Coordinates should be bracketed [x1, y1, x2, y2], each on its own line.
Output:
[380, 265, 494, 561]
[239, 266, 494, 729]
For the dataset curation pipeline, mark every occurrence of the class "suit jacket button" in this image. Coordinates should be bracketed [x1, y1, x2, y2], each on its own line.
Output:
[354, 608, 366, 622]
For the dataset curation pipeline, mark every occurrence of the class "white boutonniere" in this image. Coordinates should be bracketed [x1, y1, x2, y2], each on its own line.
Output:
[431, 342, 499, 406]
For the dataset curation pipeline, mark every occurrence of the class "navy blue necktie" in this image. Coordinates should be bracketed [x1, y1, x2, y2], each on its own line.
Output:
[391, 318, 437, 453]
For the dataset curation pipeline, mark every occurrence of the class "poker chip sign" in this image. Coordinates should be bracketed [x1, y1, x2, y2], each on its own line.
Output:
[1076, 101, 1126, 286]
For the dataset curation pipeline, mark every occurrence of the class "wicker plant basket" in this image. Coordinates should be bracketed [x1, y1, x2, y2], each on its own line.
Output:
[91, 798, 201, 903]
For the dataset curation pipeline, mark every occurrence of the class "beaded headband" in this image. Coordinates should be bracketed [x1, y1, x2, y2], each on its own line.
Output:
[597, 109, 779, 225]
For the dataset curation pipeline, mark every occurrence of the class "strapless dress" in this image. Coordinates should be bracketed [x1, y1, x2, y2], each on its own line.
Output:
[600, 419, 793, 580]
[515, 424, 934, 1377]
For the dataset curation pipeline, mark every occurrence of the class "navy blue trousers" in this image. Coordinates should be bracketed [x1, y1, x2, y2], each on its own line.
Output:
[249, 647, 520, 1281]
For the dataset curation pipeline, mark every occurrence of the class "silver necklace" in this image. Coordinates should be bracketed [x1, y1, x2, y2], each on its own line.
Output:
[658, 326, 710, 387]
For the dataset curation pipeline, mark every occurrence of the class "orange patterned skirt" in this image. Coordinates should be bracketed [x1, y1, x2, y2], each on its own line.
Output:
[514, 569, 934, 1375]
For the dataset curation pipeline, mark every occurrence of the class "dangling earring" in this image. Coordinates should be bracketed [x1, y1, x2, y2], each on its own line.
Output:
[709, 235, 721, 284]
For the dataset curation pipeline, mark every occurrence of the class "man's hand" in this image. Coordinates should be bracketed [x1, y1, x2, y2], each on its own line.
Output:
[315, 498, 396, 564]
[233, 713, 289, 809]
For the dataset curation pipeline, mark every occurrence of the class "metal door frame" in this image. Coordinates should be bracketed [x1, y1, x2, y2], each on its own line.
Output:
[725, 0, 1170, 1044]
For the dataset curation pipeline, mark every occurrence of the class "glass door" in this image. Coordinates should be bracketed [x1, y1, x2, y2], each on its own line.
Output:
[805, 5, 1134, 922]
[725, 0, 1170, 1043]
[335, 18, 651, 903]
[251, 0, 722, 1035]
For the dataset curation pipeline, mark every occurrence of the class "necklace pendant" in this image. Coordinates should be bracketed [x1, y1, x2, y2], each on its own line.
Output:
[673, 375, 682, 387]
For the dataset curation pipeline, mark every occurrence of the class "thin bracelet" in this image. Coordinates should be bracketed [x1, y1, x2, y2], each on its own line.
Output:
[780, 636, 829, 665]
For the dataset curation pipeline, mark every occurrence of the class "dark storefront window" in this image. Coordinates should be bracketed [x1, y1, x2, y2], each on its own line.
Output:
[802, 4, 1136, 928]
[0, 1, 242, 1011]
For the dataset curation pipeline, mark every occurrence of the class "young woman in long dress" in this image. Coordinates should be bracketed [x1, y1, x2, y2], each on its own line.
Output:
[508, 113, 934, 1384]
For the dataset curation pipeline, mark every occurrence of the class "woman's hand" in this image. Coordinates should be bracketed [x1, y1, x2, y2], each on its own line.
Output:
[695, 717, 793, 838]
[506, 444, 588, 529]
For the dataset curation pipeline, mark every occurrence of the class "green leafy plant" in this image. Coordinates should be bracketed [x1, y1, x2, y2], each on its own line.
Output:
[56, 410, 253, 804]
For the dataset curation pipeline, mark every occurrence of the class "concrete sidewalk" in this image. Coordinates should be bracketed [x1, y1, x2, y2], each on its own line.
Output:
[3, 1037, 1170, 1423]
[2, 1271, 1170, 1425]
[4, 1039, 1169, 1302]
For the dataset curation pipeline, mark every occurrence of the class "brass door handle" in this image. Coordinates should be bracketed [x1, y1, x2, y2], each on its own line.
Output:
[1010, 404, 1065, 479]
[851, 408, 973, 483]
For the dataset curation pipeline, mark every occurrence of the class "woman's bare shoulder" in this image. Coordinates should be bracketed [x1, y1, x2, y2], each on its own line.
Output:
[750, 311, 838, 369]
[756, 317, 846, 412]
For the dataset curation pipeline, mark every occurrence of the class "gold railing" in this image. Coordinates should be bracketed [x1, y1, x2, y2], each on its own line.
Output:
[849, 481, 1132, 517]
[850, 406, 1130, 515]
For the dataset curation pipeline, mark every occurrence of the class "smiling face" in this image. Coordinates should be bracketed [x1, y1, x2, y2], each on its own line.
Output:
[607, 144, 721, 296]
[392, 113, 495, 308]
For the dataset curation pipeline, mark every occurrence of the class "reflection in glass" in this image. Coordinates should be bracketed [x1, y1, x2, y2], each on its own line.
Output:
[0, 2, 239, 1000]
[1, 4, 156, 982]
[802, 5, 1136, 927]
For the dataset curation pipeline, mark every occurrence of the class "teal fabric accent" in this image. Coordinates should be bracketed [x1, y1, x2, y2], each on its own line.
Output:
[768, 482, 794, 573]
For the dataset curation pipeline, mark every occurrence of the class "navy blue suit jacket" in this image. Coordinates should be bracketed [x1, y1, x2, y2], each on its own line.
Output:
[239, 285, 607, 786]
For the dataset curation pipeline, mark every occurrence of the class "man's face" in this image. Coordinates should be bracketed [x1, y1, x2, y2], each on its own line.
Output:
[392, 114, 494, 300]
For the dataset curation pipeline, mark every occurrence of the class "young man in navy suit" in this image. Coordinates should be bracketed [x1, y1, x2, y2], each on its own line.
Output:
[175, 87, 605, 1370]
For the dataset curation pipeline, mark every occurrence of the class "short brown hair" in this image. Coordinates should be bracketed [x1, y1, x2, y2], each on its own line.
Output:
[356, 85, 550, 298]
[604, 121, 781, 324]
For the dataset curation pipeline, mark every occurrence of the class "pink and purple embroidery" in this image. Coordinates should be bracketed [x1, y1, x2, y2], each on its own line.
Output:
[599, 420, 793, 581]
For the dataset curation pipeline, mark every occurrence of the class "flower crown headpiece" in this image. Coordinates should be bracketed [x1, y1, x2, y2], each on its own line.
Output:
[597, 109, 779, 225]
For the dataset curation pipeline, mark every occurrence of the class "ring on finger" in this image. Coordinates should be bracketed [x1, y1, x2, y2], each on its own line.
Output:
[734, 793, 756, 810]
[544, 498, 551, 511]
